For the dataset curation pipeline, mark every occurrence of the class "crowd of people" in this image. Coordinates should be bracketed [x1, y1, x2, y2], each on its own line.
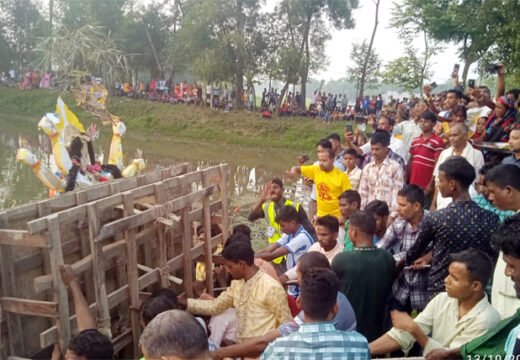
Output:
[53, 65, 520, 360]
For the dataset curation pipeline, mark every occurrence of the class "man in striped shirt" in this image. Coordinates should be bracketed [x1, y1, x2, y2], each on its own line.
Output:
[408, 111, 444, 191]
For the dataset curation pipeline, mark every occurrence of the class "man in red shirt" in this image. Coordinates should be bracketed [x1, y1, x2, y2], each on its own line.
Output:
[408, 111, 444, 191]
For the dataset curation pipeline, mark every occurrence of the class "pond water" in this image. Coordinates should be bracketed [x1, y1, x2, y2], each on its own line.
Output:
[0, 114, 311, 236]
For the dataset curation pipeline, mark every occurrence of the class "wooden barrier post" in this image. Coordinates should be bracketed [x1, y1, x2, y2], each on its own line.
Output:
[47, 215, 71, 355]
[0, 214, 25, 356]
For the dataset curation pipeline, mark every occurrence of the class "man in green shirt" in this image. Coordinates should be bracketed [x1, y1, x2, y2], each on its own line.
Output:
[425, 215, 520, 359]
[338, 190, 361, 251]
[332, 210, 395, 342]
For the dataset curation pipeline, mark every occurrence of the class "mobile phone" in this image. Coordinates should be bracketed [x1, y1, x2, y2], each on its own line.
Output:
[468, 79, 476, 88]
[452, 64, 460, 76]
[429, 82, 437, 89]
[300, 154, 310, 162]
[485, 64, 499, 74]
[345, 124, 353, 132]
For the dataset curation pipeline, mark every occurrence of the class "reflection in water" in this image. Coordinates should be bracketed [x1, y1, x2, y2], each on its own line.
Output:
[0, 115, 310, 212]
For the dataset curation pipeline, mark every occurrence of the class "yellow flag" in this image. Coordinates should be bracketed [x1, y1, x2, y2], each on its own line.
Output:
[56, 96, 86, 133]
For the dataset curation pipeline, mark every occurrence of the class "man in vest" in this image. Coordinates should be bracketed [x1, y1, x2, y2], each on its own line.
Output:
[248, 178, 316, 272]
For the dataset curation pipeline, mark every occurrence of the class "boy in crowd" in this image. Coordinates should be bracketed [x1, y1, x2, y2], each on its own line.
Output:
[406, 157, 500, 300]
[358, 130, 404, 223]
[332, 210, 395, 342]
[378, 185, 430, 312]
[182, 241, 292, 342]
[338, 190, 361, 251]
[370, 249, 500, 357]
[365, 200, 389, 244]
[256, 205, 314, 292]
[343, 148, 362, 191]
[261, 268, 369, 359]
[287, 148, 351, 218]
[279, 215, 344, 284]
[408, 110, 444, 192]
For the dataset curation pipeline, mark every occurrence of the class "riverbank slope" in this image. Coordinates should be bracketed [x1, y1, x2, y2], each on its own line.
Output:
[0, 87, 345, 150]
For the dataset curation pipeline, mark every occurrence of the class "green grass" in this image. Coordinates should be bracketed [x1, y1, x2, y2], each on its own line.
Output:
[0, 87, 346, 150]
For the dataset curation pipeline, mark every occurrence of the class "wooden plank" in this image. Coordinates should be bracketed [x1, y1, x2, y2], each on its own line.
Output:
[181, 206, 194, 298]
[122, 192, 141, 356]
[137, 264, 183, 285]
[1, 298, 58, 318]
[153, 182, 170, 288]
[26, 163, 191, 234]
[201, 172, 214, 295]
[0, 229, 48, 247]
[95, 185, 218, 243]
[218, 164, 230, 241]
[86, 204, 111, 334]
[33, 226, 157, 293]
[0, 213, 26, 356]
[47, 215, 71, 354]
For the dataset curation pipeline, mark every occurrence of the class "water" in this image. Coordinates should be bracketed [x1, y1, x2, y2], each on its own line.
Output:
[0, 114, 311, 234]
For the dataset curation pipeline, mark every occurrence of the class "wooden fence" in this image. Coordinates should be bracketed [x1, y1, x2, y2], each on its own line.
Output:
[0, 163, 229, 359]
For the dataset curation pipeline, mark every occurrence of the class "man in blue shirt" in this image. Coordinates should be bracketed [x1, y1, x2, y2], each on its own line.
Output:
[261, 267, 369, 359]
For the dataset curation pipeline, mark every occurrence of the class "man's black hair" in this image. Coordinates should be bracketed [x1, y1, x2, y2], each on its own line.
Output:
[379, 114, 395, 127]
[449, 248, 493, 287]
[343, 148, 358, 157]
[315, 215, 339, 234]
[297, 252, 331, 275]
[447, 89, 463, 99]
[478, 163, 501, 176]
[365, 200, 390, 217]
[327, 133, 341, 142]
[493, 215, 520, 258]
[141, 294, 178, 325]
[398, 184, 425, 208]
[339, 190, 361, 205]
[484, 164, 520, 191]
[68, 330, 114, 360]
[232, 224, 252, 239]
[275, 205, 300, 224]
[300, 268, 339, 320]
[438, 156, 476, 189]
[420, 110, 437, 123]
[316, 138, 333, 149]
[222, 241, 254, 266]
[150, 288, 178, 307]
[270, 177, 284, 188]
[348, 210, 376, 235]
[225, 232, 252, 248]
[370, 129, 391, 147]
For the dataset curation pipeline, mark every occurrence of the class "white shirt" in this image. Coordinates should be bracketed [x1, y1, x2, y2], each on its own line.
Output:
[393, 120, 422, 161]
[361, 136, 407, 162]
[388, 292, 500, 355]
[283, 240, 344, 281]
[433, 142, 484, 209]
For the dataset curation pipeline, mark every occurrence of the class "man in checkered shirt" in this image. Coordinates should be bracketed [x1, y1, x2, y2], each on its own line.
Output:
[377, 184, 430, 312]
[261, 268, 369, 360]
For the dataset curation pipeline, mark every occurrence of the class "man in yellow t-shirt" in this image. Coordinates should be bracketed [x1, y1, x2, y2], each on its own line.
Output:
[287, 148, 351, 218]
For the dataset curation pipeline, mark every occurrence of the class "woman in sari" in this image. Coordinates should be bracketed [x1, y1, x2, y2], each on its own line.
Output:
[484, 96, 518, 142]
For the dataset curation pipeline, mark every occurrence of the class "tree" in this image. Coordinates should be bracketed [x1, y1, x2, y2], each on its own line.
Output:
[390, 0, 439, 94]
[358, 0, 380, 99]
[390, 0, 503, 84]
[0, 0, 49, 70]
[168, 0, 266, 109]
[276, 0, 358, 104]
[347, 41, 381, 96]
[382, 46, 430, 94]
[33, 25, 129, 88]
